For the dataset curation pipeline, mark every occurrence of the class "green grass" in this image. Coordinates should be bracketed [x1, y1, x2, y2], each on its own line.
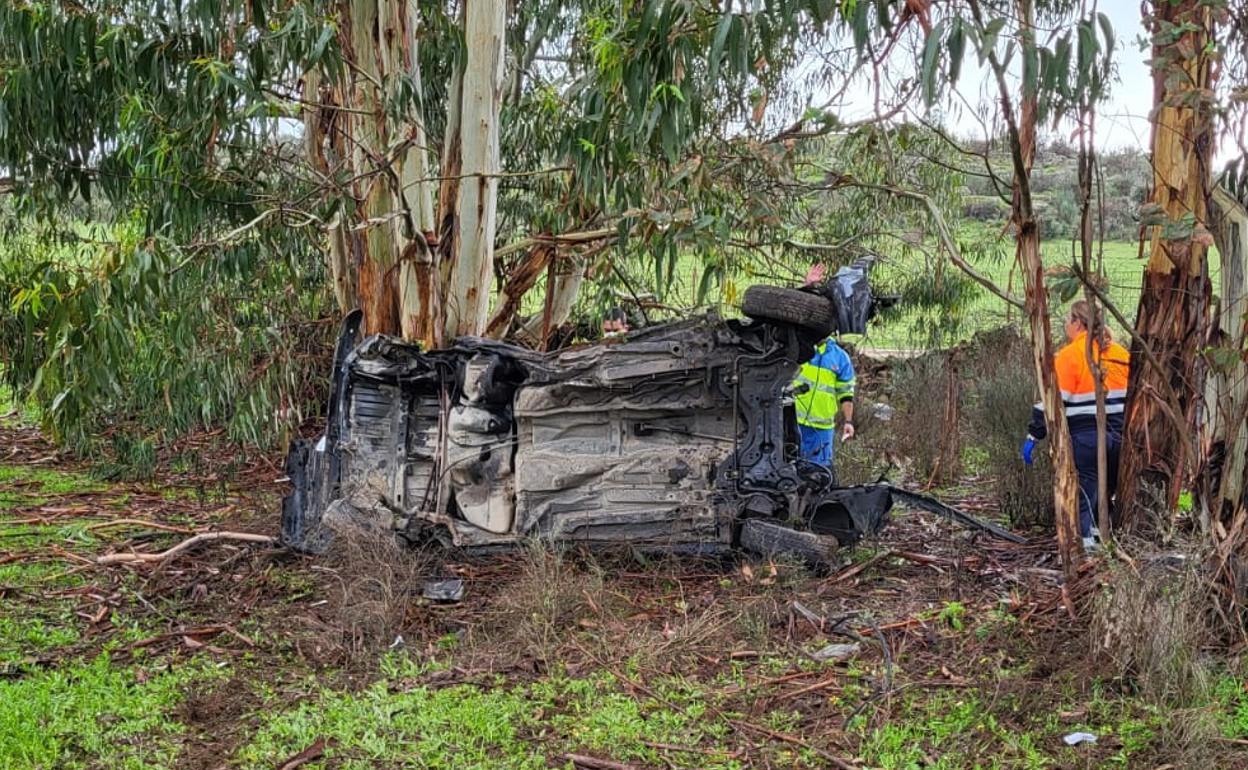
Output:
[0, 654, 226, 770]
[238, 654, 754, 770]
[0, 465, 106, 510]
[620, 234, 1220, 352]
[0, 615, 81, 665]
[0, 379, 40, 428]
[1213, 672, 1248, 739]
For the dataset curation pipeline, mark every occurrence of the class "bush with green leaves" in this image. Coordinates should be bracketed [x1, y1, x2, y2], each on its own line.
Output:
[0, 216, 332, 468]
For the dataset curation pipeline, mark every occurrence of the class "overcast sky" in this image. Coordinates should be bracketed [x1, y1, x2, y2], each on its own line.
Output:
[823, 0, 1161, 155]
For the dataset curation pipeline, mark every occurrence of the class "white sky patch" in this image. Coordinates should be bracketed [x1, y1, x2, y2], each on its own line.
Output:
[805, 0, 1233, 166]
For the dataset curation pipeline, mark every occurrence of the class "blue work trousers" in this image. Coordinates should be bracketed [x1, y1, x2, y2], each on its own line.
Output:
[1071, 429, 1121, 538]
[799, 424, 837, 469]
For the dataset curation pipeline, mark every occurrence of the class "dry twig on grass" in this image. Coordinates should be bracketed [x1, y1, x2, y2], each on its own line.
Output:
[88, 518, 199, 535]
[95, 531, 277, 565]
[563, 754, 639, 770]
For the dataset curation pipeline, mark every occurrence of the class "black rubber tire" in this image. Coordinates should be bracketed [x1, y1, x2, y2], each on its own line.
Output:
[741, 285, 836, 335]
[739, 518, 839, 569]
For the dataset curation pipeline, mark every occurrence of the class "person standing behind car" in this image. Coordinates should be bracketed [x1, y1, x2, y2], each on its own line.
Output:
[1021, 300, 1129, 551]
[793, 264, 855, 480]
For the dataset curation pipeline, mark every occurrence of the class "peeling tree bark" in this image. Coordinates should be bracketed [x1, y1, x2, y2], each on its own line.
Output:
[1207, 186, 1248, 520]
[341, 0, 404, 336]
[393, 0, 440, 347]
[302, 69, 354, 313]
[1117, 0, 1215, 526]
[1207, 184, 1248, 607]
[485, 241, 555, 339]
[442, 0, 505, 339]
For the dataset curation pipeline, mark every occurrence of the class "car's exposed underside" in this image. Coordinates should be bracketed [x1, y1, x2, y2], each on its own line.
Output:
[282, 267, 1021, 564]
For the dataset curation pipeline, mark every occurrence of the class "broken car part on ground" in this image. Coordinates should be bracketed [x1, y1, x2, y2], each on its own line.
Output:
[282, 260, 1020, 565]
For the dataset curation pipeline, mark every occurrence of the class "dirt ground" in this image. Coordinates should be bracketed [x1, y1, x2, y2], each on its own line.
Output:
[2, 411, 1247, 770]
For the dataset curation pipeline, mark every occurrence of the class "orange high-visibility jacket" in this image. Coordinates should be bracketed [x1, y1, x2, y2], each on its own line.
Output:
[1028, 332, 1130, 439]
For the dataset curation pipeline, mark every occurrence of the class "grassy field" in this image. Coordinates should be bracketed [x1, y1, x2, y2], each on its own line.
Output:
[627, 236, 1219, 351]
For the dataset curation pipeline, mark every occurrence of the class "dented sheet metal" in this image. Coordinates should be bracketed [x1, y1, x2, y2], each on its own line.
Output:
[282, 284, 1019, 561]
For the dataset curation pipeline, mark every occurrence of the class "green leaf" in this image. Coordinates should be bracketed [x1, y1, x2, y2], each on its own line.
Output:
[1097, 12, 1115, 57]
[980, 17, 1007, 63]
[1022, 38, 1039, 100]
[695, 264, 719, 305]
[707, 10, 734, 82]
[1077, 20, 1098, 93]
[947, 18, 965, 85]
[852, 0, 871, 52]
[920, 19, 948, 107]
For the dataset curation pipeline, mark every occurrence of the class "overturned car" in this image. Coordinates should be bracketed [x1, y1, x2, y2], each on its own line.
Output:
[282, 261, 1017, 564]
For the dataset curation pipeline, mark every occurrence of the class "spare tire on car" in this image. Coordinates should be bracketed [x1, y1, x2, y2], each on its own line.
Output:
[741, 285, 836, 336]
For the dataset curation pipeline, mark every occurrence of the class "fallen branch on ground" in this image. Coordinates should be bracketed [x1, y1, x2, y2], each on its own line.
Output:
[563, 753, 639, 770]
[275, 738, 327, 770]
[96, 531, 277, 565]
[88, 518, 198, 535]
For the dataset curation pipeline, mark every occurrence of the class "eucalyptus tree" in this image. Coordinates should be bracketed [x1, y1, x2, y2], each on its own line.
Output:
[1116, 0, 1220, 527]
[828, 0, 1117, 569]
[0, 0, 857, 448]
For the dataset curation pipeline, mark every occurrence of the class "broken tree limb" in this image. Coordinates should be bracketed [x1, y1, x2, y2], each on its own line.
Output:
[886, 487, 1027, 543]
[96, 531, 277, 565]
[275, 737, 327, 770]
[563, 754, 639, 770]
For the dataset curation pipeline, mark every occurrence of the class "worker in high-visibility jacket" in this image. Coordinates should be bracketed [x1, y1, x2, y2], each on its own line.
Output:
[1022, 300, 1130, 550]
[794, 337, 856, 477]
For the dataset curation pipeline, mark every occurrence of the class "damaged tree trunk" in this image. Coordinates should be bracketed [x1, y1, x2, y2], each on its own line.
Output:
[485, 242, 555, 339]
[1117, 0, 1216, 526]
[1207, 180, 1248, 608]
[305, 0, 505, 345]
[519, 253, 586, 347]
[342, 0, 404, 337]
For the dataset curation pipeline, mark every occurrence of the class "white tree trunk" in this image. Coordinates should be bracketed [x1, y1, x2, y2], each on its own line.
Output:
[394, 0, 440, 345]
[519, 255, 585, 345]
[443, 0, 505, 339]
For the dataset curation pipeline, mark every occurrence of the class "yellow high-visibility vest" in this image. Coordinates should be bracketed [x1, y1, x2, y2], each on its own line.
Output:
[794, 341, 855, 429]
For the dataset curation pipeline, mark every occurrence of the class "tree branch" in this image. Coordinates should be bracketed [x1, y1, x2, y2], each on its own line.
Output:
[829, 179, 1025, 309]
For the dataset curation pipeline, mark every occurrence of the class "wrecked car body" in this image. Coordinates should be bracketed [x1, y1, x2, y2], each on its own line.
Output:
[282, 264, 1018, 563]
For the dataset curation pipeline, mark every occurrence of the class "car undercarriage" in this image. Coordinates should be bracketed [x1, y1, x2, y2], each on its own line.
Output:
[282, 267, 1021, 565]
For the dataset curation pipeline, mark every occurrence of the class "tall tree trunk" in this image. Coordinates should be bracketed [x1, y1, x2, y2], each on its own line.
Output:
[442, 0, 505, 339]
[393, 0, 440, 347]
[302, 69, 355, 313]
[340, 0, 404, 336]
[1208, 182, 1248, 607]
[985, 0, 1082, 569]
[1117, 0, 1215, 526]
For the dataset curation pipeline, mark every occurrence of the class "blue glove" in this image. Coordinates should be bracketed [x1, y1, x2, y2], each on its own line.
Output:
[1021, 436, 1037, 466]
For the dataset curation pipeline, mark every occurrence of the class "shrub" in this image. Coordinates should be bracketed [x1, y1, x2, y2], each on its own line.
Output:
[962, 328, 1056, 527]
[889, 352, 961, 487]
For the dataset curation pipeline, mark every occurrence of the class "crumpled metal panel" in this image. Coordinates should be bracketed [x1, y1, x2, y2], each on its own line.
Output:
[284, 312, 816, 551]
